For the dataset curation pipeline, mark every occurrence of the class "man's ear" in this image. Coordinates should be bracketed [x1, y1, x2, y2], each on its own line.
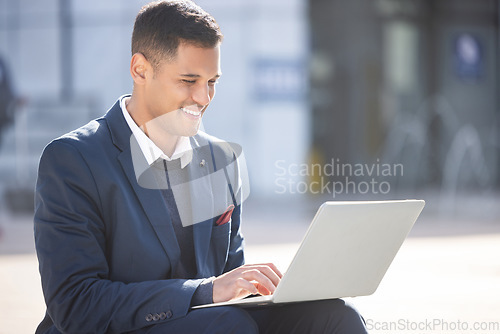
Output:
[130, 53, 150, 84]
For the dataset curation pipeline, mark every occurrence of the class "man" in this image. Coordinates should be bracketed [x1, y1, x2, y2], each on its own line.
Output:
[34, 1, 368, 333]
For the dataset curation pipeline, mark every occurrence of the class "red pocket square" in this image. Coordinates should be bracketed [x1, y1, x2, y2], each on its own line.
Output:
[215, 205, 235, 226]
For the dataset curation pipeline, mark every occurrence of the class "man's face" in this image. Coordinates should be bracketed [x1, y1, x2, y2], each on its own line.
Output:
[142, 42, 221, 137]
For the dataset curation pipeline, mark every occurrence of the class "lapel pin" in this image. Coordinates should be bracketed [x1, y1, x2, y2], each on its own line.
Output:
[200, 159, 206, 167]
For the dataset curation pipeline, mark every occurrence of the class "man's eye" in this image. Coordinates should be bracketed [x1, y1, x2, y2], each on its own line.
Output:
[182, 79, 196, 84]
[208, 80, 218, 86]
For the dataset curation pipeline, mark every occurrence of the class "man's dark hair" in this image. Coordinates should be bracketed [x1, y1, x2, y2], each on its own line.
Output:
[132, 0, 223, 70]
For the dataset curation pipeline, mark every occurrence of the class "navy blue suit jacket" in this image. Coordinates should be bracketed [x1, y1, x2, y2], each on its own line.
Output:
[34, 99, 245, 333]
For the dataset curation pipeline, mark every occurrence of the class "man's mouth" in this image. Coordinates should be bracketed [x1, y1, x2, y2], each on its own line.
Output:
[181, 107, 202, 118]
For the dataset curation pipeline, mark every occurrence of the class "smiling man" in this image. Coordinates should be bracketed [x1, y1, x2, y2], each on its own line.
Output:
[34, 1, 367, 333]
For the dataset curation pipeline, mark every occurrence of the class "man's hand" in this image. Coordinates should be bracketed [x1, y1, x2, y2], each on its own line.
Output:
[212, 263, 283, 303]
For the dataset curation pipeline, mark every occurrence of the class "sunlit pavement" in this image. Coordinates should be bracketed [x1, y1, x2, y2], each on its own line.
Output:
[245, 235, 500, 334]
[1, 196, 499, 333]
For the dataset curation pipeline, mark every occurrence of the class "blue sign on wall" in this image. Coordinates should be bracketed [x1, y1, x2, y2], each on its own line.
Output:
[453, 33, 483, 82]
[252, 59, 307, 102]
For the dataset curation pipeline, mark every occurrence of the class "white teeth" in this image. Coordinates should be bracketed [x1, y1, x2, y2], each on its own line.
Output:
[182, 107, 201, 116]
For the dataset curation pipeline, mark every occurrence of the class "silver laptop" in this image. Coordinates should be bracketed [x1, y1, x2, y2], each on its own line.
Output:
[192, 199, 425, 309]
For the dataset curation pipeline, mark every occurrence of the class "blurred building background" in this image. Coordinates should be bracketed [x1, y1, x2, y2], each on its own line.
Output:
[311, 0, 498, 190]
[0, 0, 498, 215]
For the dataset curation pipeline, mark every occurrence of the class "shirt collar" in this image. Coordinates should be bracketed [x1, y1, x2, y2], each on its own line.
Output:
[120, 95, 193, 168]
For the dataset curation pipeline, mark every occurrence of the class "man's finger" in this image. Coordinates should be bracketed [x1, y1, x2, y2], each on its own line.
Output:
[265, 263, 283, 279]
[246, 263, 283, 279]
[235, 277, 258, 295]
[252, 281, 272, 296]
[244, 264, 281, 287]
[241, 269, 277, 294]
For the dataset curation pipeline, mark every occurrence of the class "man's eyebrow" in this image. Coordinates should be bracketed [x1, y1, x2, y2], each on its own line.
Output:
[179, 73, 221, 78]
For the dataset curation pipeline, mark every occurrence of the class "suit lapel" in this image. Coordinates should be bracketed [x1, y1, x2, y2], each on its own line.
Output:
[106, 99, 181, 270]
[187, 140, 215, 277]
[118, 147, 181, 270]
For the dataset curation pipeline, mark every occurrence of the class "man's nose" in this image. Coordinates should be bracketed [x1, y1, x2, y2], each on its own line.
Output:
[192, 84, 211, 106]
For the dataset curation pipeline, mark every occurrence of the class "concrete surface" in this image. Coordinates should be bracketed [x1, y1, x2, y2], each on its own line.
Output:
[1, 196, 499, 333]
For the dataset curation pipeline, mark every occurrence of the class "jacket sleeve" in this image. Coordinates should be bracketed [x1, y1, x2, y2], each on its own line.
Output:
[34, 139, 203, 334]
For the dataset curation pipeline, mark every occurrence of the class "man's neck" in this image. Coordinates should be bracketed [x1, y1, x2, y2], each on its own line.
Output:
[142, 122, 179, 158]
[125, 95, 179, 158]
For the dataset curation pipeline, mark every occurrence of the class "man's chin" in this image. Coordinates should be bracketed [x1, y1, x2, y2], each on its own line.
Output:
[185, 126, 201, 137]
